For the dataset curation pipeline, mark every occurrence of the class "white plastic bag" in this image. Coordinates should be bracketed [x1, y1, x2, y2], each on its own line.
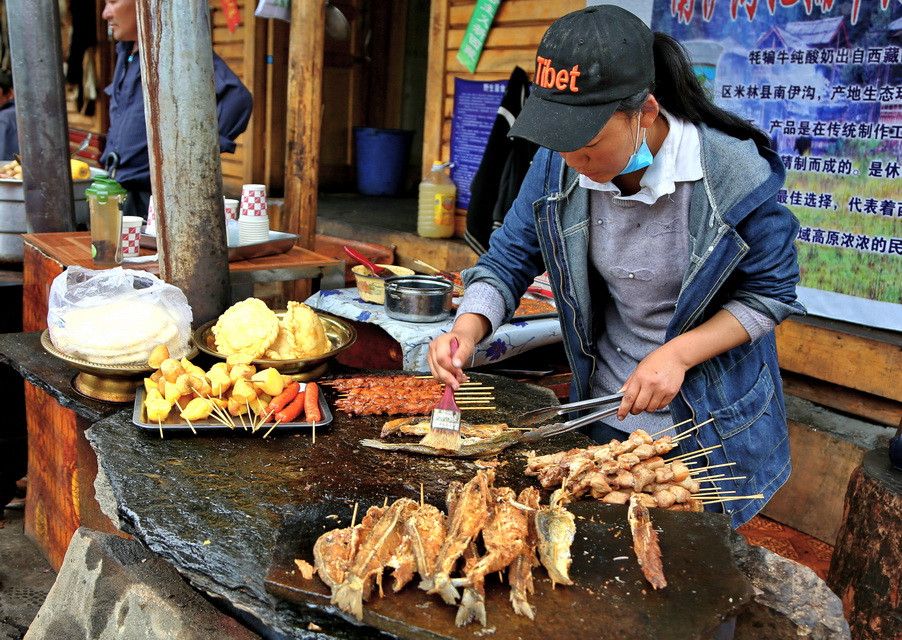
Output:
[255, 0, 291, 22]
[47, 266, 194, 366]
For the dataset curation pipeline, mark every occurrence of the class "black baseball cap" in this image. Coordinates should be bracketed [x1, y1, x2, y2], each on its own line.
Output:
[508, 5, 654, 153]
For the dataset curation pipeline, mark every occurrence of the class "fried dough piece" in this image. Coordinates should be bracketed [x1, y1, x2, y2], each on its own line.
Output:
[265, 301, 330, 360]
[212, 298, 279, 359]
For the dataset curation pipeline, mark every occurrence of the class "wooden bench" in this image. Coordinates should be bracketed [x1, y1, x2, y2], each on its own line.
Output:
[68, 128, 106, 166]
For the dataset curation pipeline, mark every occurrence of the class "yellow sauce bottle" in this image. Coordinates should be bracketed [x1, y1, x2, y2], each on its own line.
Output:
[417, 161, 456, 238]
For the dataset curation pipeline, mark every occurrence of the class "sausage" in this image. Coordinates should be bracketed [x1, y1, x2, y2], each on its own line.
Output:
[264, 381, 300, 420]
[275, 389, 306, 424]
[304, 382, 322, 423]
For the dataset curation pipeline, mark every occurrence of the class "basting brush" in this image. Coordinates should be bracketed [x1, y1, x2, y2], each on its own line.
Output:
[420, 338, 462, 451]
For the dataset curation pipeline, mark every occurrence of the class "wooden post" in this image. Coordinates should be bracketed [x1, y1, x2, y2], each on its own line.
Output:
[827, 447, 902, 640]
[283, 0, 325, 302]
[136, 0, 231, 327]
[6, 0, 76, 232]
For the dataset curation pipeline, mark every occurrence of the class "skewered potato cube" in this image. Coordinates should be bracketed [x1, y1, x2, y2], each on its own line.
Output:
[207, 370, 232, 396]
[248, 393, 272, 415]
[251, 367, 284, 396]
[187, 375, 213, 397]
[163, 380, 184, 404]
[227, 396, 249, 416]
[148, 345, 170, 368]
[231, 379, 258, 404]
[226, 353, 255, 367]
[143, 377, 157, 395]
[181, 358, 206, 377]
[144, 389, 172, 422]
[180, 397, 213, 422]
[160, 358, 186, 383]
[229, 363, 256, 383]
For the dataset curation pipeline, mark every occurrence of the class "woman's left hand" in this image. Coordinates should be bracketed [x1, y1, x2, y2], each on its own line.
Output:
[617, 343, 688, 419]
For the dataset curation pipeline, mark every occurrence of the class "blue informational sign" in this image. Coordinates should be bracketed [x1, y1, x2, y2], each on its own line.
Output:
[449, 78, 508, 211]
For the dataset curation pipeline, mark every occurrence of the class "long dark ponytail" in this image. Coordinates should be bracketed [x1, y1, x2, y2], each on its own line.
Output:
[650, 32, 771, 150]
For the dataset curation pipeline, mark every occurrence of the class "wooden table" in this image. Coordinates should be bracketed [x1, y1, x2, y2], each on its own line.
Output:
[21, 231, 345, 332]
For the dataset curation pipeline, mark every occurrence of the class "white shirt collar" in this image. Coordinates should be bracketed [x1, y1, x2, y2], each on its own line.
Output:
[578, 109, 703, 205]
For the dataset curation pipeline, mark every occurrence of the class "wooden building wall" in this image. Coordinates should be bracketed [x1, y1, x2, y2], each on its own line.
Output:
[421, 0, 581, 175]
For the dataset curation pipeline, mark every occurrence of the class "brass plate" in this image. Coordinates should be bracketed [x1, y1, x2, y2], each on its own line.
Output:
[193, 311, 357, 375]
[41, 329, 199, 403]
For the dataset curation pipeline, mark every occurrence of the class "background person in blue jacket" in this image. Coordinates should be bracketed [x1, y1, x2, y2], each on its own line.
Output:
[427, 6, 805, 527]
[100, 0, 253, 219]
[0, 69, 18, 161]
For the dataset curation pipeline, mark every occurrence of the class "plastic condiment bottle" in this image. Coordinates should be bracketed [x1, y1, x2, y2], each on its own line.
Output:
[417, 161, 456, 238]
[85, 177, 127, 267]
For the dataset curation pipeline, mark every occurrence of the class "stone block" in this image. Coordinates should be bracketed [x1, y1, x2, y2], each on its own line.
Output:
[25, 528, 260, 640]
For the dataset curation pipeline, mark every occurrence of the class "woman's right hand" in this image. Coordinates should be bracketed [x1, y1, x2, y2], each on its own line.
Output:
[427, 313, 490, 389]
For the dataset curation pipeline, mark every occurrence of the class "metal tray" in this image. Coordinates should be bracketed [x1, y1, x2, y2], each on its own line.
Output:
[140, 230, 299, 262]
[132, 384, 333, 432]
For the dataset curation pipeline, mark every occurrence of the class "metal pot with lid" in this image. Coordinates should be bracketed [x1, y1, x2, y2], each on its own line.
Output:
[384, 275, 453, 323]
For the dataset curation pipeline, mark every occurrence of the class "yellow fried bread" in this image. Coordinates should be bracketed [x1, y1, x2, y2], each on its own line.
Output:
[211, 298, 280, 359]
[264, 301, 330, 360]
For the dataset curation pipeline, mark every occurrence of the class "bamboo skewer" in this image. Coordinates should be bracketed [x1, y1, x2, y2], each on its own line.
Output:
[700, 494, 764, 505]
[667, 444, 722, 463]
[263, 420, 280, 438]
[689, 462, 736, 475]
[350, 502, 359, 528]
[694, 475, 747, 484]
[671, 418, 714, 442]
[650, 417, 693, 438]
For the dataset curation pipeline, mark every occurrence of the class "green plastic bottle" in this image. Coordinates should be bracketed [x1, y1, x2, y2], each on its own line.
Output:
[417, 161, 456, 238]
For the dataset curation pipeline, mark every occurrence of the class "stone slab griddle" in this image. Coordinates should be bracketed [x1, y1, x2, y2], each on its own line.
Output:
[265, 500, 751, 640]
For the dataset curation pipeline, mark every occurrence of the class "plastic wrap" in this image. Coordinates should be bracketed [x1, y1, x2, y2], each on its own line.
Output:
[47, 266, 193, 365]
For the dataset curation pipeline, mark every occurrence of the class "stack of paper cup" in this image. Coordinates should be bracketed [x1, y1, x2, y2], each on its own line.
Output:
[121, 216, 143, 259]
[224, 198, 239, 221]
[144, 196, 156, 235]
[238, 184, 269, 244]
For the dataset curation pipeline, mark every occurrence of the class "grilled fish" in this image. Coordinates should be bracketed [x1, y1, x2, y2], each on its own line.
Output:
[456, 485, 530, 627]
[508, 486, 541, 619]
[381, 418, 510, 439]
[331, 498, 419, 620]
[360, 431, 520, 458]
[423, 469, 493, 604]
[535, 489, 575, 587]
[628, 493, 667, 589]
[405, 502, 446, 585]
[313, 504, 384, 589]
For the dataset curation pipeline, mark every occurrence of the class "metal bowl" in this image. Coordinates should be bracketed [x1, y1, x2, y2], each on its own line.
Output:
[193, 310, 357, 377]
[41, 329, 198, 403]
[384, 275, 453, 323]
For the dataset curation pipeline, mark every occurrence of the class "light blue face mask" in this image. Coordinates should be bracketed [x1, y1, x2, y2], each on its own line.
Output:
[618, 120, 653, 175]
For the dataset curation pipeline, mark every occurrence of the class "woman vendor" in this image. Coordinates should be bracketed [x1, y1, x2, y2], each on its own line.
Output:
[427, 5, 805, 528]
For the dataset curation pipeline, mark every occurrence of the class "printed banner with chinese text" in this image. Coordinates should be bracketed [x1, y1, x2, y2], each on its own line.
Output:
[652, 0, 902, 330]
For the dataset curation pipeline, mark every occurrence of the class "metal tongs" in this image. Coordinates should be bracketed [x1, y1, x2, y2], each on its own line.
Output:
[516, 392, 624, 442]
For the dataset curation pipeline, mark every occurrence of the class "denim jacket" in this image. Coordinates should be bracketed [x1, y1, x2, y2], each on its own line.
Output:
[464, 125, 805, 527]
